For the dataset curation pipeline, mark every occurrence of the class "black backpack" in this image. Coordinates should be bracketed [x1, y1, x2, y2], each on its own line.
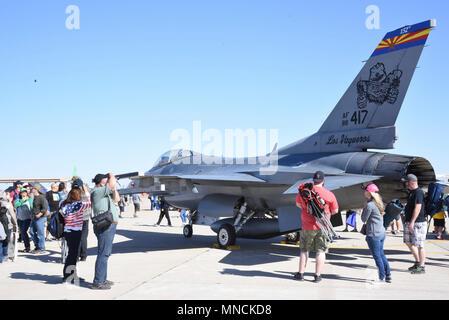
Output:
[384, 199, 405, 228]
[48, 211, 65, 239]
[0, 206, 10, 243]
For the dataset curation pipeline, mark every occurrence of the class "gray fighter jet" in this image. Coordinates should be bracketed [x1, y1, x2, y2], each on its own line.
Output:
[122, 20, 437, 247]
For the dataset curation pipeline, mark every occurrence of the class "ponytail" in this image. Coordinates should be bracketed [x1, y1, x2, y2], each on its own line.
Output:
[370, 192, 385, 216]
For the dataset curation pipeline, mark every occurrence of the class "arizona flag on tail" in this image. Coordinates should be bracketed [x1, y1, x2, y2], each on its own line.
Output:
[371, 20, 435, 57]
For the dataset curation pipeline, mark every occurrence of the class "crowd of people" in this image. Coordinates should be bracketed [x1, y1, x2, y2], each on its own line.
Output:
[0, 174, 170, 290]
[294, 172, 447, 284]
[0, 171, 447, 288]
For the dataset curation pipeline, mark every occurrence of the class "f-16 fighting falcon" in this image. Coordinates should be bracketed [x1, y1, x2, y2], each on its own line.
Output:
[122, 20, 437, 248]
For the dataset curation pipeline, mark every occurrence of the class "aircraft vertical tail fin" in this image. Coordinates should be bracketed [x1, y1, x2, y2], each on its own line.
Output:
[280, 19, 436, 155]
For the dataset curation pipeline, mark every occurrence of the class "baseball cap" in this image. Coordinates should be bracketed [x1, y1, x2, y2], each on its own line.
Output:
[401, 174, 418, 183]
[364, 183, 379, 193]
[72, 179, 84, 189]
[313, 171, 325, 183]
[32, 184, 44, 194]
[93, 173, 109, 184]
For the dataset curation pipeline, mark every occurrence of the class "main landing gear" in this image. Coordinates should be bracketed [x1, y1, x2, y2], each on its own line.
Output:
[217, 224, 237, 248]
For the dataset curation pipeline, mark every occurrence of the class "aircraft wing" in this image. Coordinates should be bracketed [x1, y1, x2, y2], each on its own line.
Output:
[134, 172, 267, 184]
[282, 174, 382, 194]
[175, 173, 266, 183]
[118, 172, 267, 195]
[0, 178, 72, 183]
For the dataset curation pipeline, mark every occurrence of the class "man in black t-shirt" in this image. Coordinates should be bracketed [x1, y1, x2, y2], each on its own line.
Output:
[401, 174, 427, 274]
[45, 183, 60, 241]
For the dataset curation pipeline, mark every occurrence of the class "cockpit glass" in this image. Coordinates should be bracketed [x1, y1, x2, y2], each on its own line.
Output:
[153, 149, 194, 167]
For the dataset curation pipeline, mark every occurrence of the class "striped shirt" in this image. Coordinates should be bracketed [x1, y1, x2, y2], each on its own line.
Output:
[61, 201, 91, 232]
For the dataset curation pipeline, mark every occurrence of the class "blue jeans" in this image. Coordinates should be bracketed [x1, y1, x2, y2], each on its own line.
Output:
[30, 217, 46, 250]
[18, 219, 31, 250]
[94, 223, 117, 285]
[180, 210, 187, 223]
[366, 233, 391, 280]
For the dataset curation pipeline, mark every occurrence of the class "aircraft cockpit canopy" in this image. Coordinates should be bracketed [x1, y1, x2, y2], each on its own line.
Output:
[153, 149, 194, 167]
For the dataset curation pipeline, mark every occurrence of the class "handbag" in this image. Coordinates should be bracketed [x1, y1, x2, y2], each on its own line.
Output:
[346, 212, 357, 227]
[91, 196, 114, 232]
[360, 223, 367, 235]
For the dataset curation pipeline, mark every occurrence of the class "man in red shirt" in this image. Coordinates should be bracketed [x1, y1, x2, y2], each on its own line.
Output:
[295, 171, 339, 282]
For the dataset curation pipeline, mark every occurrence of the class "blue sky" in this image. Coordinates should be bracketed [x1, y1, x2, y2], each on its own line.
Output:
[0, 0, 448, 186]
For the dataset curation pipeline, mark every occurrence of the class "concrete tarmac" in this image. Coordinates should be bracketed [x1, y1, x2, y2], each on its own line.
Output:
[1, 199, 448, 300]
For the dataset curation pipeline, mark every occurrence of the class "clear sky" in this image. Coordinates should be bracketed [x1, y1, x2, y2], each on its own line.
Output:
[1, 0, 448, 186]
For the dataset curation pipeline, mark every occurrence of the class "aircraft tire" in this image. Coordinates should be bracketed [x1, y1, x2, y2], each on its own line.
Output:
[183, 225, 193, 238]
[217, 224, 236, 248]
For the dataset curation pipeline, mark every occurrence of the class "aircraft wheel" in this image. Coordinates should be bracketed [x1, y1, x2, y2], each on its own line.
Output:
[217, 224, 236, 248]
[183, 225, 193, 238]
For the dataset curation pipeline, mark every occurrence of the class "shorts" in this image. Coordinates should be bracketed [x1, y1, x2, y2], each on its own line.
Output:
[299, 229, 330, 253]
[434, 219, 445, 227]
[403, 221, 427, 248]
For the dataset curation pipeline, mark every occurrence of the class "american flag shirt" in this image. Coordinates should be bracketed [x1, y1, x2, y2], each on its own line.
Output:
[61, 201, 91, 232]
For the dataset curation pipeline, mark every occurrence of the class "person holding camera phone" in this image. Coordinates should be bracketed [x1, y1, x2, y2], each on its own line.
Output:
[60, 183, 91, 284]
[90, 172, 120, 290]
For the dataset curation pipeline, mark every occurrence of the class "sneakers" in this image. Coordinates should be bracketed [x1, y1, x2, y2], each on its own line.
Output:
[292, 273, 321, 282]
[293, 273, 304, 281]
[408, 262, 420, 271]
[91, 282, 112, 290]
[411, 266, 425, 274]
[370, 279, 386, 285]
[104, 280, 114, 286]
[385, 275, 392, 283]
[31, 249, 46, 255]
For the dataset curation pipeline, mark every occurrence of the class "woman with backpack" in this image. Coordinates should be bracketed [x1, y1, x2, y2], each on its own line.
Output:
[361, 184, 392, 284]
[60, 185, 91, 284]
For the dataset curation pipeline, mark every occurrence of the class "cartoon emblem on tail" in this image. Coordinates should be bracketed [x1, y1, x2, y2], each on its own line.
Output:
[357, 63, 403, 109]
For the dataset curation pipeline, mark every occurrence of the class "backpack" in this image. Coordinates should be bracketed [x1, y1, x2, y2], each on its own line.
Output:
[48, 211, 65, 239]
[384, 199, 404, 228]
[444, 194, 449, 210]
[425, 183, 446, 218]
[0, 207, 9, 242]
